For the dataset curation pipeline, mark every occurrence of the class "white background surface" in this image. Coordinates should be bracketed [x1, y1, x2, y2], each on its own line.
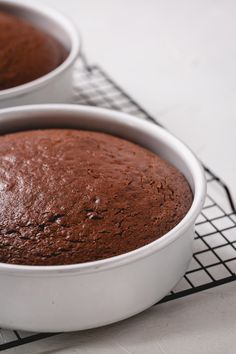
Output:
[7, 0, 236, 353]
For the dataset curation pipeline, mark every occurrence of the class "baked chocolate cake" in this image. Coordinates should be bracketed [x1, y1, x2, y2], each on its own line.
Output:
[0, 12, 65, 90]
[0, 129, 192, 265]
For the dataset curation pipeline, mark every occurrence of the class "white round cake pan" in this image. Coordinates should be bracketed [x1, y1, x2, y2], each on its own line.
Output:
[0, 105, 206, 332]
[0, 1, 80, 108]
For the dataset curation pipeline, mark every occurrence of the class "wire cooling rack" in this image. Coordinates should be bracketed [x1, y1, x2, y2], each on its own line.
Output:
[0, 60, 236, 352]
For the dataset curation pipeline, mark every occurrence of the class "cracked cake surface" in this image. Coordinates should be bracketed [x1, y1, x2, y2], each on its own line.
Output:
[0, 129, 192, 265]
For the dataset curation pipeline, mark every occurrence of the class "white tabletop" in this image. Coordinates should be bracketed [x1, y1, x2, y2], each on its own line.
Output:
[11, 0, 236, 353]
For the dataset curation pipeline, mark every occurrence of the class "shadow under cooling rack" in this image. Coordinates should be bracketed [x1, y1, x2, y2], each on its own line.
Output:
[0, 61, 235, 352]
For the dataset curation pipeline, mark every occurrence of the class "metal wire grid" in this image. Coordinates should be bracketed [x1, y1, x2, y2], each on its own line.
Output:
[0, 61, 235, 351]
